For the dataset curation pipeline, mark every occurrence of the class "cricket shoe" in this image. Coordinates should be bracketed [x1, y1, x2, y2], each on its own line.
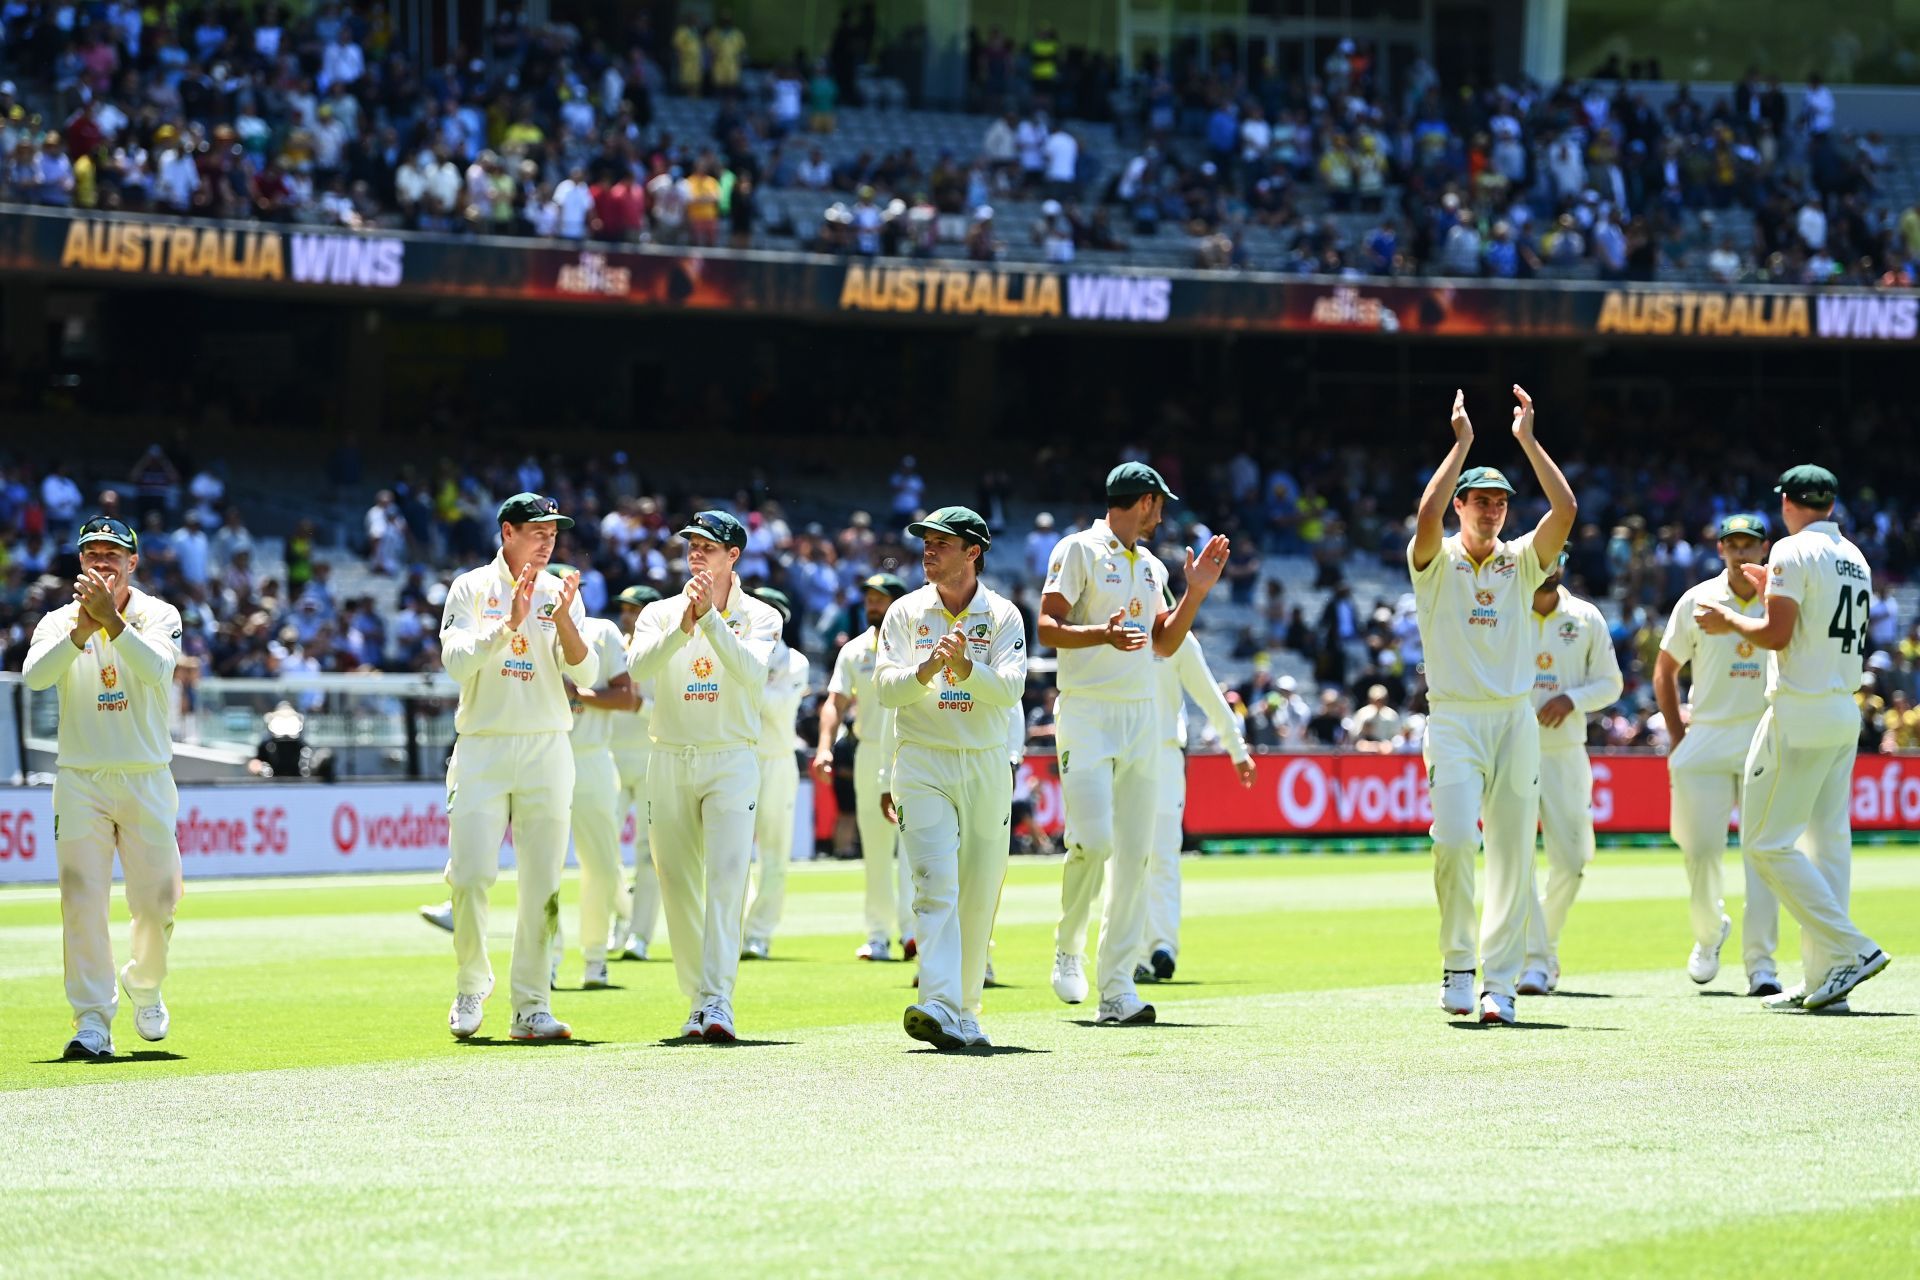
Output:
[857, 938, 893, 962]
[1050, 952, 1089, 1005]
[1516, 968, 1552, 997]
[957, 1015, 991, 1048]
[120, 963, 169, 1042]
[62, 1024, 114, 1061]
[583, 960, 611, 989]
[1688, 915, 1732, 984]
[903, 1003, 965, 1050]
[510, 1010, 572, 1041]
[679, 1007, 706, 1038]
[984, 960, 998, 987]
[1764, 987, 1850, 1014]
[1803, 950, 1890, 1010]
[1150, 948, 1176, 982]
[1440, 970, 1476, 1016]
[701, 998, 737, 1042]
[1546, 955, 1561, 993]
[1479, 992, 1516, 1025]
[449, 982, 491, 1039]
[607, 917, 629, 956]
[622, 936, 649, 961]
[1134, 963, 1155, 985]
[1094, 994, 1156, 1026]
[1747, 969, 1783, 998]
[902, 937, 917, 960]
[742, 938, 770, 960]
[419, 901, 454, 932]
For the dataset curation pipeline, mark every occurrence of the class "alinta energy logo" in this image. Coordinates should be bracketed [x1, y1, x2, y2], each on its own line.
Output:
[100, 664, 118, 689]
[1127, 597, 1144, 618]
[510, 633, 530, 656]
[1475, 590, 1496, 607]
[1736, 640, 1756, 659]
[692, 657, 714, 679]
[1536, 652, 1554, 671]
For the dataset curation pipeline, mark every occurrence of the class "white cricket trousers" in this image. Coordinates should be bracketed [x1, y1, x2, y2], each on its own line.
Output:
[1055, 693, 1159, 1003]
[571, 747, 622, 965]
[1145, 743, 1186, 961]
[648, 746, 759, 1006]
[1424, 700, 1541, 999]
[744, 750, 800, 944]
[446, 732, 574, 1015]
[1669, 720, 1778, 974]
[54, 766, 181, 1032]
[855, 739, 912, 944]
[1523, 747, 1595, 970]
[894, 742, 1012, 1020]
[615, 748, 660, 947]
[1740, 701, 1879, 986]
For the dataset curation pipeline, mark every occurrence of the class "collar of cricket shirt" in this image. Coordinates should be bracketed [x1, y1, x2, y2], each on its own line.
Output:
[1091, 516, 1141, 563]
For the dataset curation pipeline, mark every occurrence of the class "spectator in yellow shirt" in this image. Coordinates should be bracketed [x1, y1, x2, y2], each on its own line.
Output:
[708, 12, 746, 92]
[682, 160, 722, 247]
[674, 21, 705, 96]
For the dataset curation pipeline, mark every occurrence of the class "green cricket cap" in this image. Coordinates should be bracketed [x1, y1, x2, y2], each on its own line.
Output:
[1106, 461, 1178, 501]
[76, 514, 138, 551]
[862, 572, 909, 600]
[677, 509, 748, 550]
[907, 505, 992, 548]
[1716, 513, 1768, 541]
[752, 586, 793, 621]
[1454, 466, 1515, 497]
[497, 492, 574, 529]
[542, 563, 577, 579]
[615, 585, 662, 608]
[1774, 465, 1838, 506]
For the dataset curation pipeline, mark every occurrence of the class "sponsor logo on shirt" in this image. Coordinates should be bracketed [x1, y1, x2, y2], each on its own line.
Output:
[1102, 559, 1124, 585]
[1492, 554, 1517, 579]
[538, 602, 557, 628]
[1470, 588, 1500, 628]
[1557, 620, 1579, 644]
[1731, 637, 1764, 679]
[917, 623, 931, 637]
[1536, 652, 1554, 671]
[100, 664, 118, 689]
[692, 657, 714, 679]
[510, 633, 530, 656]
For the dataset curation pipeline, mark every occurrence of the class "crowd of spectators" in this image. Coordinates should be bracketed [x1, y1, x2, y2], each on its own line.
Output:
[5, 6, 1918, 286]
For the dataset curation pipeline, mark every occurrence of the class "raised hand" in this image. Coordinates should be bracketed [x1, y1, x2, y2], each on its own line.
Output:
[553, 570, 581, 617]
[685, 570, 716, 622]
[77, 569, 118, 625]
[1184, 534, 1232, 594]
[1450, 388, 1473, 443]
[1103, 610, 1148, 652]
[1511, 384, 1535, 444]
[508, 563, 538, 629]
[1740, 562, 1768, 594]
[1693, 601, 1733, 636]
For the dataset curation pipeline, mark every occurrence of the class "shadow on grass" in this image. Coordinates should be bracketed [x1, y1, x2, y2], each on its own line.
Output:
[1063, 1020, 1227, 1029]
[455, 1037, 609, 1048]
[1137, 979, 1252, 989]
[1548, 990, 1621, 999]
[1445, 1021, 1573, 1031]
[40, 1050, 189, 1064]
[649, 1038, 798, 1048]
[1803, 1010, 1915, 1018]
[905, 1045, 1051, 1056]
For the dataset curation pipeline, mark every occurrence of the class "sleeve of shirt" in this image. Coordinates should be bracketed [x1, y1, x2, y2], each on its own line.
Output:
[1043, 536, 1088, 609]
[875, 601, 931, 709]
[1766, 538, 1808, 604]
[1406, 534, 1443, 586]
[1569, 610, 1625, 713]
[592, 625, 627, 691]
[113, 601, 182, 689]
[1511, 530, 1547, 593]
[826, 643, 855, 697]
[1006, 703, 1025, 766]
[1659, 590, 1695, 665]
[1174, 635, 1249, 762]
[439, 577, 508, 683]
[560, 592, 597, 685]
[956, 607, 1026, 708]
[627, 598, 691, 682]
[23, 608, 84, 691]
[698, 605, 775, 687]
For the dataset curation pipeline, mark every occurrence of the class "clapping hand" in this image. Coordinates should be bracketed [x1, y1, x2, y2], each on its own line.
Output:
[508, 564, 539, 629]
[1184, 534, 1231, 594]
[1103, 610, 1148, 652]
[1450, 388, 1473, 444]
[76, 569, 117, 627]
[1511, 384, 1535, 443]
[683, 570, 716, 628]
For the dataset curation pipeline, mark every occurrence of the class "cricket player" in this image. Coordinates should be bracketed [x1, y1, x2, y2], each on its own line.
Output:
[23, 515, 183, 1061]
[812, 572, 916, 961]
[1517, 556, 1622, 995]
[874, 506, 1027, 1049]
[1408, 387, 1577, 1025]
[1042, 462, 1231, 1027]
[627, 510, 782, 1041]
[1138, 627, 1255, 985]
[1694, 465, 1891, 1012]
[611, 585, 663, 961]
[551, 565, 636, 990]
[1654, 515, 1781, 995]
[439, 492, 594, 1042]
[743, 587, 811, 959]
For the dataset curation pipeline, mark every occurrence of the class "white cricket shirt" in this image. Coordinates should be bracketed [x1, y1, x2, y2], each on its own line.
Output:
[1660, 574, 1768, 726]
[1156, 633, 1249, 761]
[1529, 587, 1624, 751]
[569, 617, 631, 753]
[827, 624, 894, 745]
[1765, 520, 1872, 701]
[1407, 529, 1548, 704]
[876, 581, 1028, 752]
[440, 553, 597, 737]
[1043, 517, 1167, 701]
[24, 590, 182, 771]
[756, 643, 811, 759]
[627, 579, 782, 750]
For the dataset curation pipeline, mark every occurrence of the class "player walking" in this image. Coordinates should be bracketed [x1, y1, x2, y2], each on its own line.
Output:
[1517, 556, 1622, 995]
[1654, 515, 1781, 994]
[743, 587, 811, 959]
[611, 585, 664, 961]
[1042, 463, 1230, 1027]
[1408, 387, 1577, 1025]
[1694, 465, 1891, 1012]
[24, 515, 184, 1060]
[627, 511, 783, 1041]
[439, 493, 594, 1042]
[874, 507, 1027, 1049]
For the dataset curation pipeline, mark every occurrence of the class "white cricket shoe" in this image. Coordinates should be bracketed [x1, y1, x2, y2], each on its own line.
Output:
[903, 1002, 965, 1049]
[1440, 970, 1476, 1016]
[1689, 914, 1731, 984]
[449, 983, 490, 1039]
[679, 1007, 706, 1038]
[1094, 994, 1157, 1026]
[1803, 950, 1890, 1010]
[62, 1024, 114, 1061]
[510, 1010, 572, 1041]
[623, 936, 650, 962]
[857, 938, 893, 962]
[608, 917, 629, 955]
[1546, 955, 1561, 993]
[419, 901, 454, 932]
[1516, 968, 1551, 996]
[701, 998, 737, 1042]
[957, 1014, 990, 1048]
[743, 938, 770, 960]
[120, 964, 169, 1042]
[583, 960, 611, 989]
[1748, 969, 1783, 998]
[1051, 951, 1089, 1005]
[1479, 992, 1516, 1025]
[1763, 984, 1806, 1012]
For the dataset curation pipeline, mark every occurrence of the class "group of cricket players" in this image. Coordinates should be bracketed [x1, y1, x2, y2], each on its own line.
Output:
[22, 398, 1894, 1057]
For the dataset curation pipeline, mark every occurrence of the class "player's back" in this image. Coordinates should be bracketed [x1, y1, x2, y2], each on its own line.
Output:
[1769, 521, 1871, 702]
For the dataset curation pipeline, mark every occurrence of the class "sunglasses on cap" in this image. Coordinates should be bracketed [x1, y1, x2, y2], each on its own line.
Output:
[77, 516, 139, 551]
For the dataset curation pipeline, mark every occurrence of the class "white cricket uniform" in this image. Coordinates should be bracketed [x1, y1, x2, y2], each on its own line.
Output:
[1146, 634, 1249, 962]
[628, 581, 782, 1009]
[24, 591, 184, 1035]
[1661, 575, 1778, 974]
[568, 617, 631, 966]
[439, 555, 596, 1015]
[1045, 518, 1168, 1003]
[1741, 522, 1882, 987]
[611, 652, 660, 948]
[876, 582, 1026, 1021]
[1408, 529, 1548, 998]
[1521, 588, 1623, 972]
[745, 642, 811, 947]
[828, 625, 912, 946]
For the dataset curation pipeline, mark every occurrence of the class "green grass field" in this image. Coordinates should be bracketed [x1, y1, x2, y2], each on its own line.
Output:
[3, 848, 1918, 1277]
